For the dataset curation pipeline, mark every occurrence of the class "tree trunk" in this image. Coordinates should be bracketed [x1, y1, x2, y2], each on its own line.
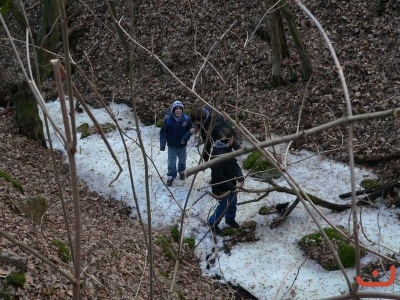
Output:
[36, 0, 60, 84]
[280, 1, 313, 81]
[267, 0, 286, 87]
[12, 81, 46, 147]
[8, 0, 60, 147]
[266, 0, 312, 86]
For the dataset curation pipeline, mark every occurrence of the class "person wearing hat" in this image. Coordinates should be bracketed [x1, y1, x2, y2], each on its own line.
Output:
[190, 105, 242, 163]
[207, 126, 244, 235]
[160, 100, 194, 186]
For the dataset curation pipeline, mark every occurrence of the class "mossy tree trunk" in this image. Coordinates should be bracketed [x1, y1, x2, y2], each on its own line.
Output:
[8, 0, 60, 147]
[12, 81, 46, 147]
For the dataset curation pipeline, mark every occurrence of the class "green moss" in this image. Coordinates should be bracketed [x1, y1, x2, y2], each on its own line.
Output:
[220, 227, 237, 236]
[252, 160, 274, 173]
[299, 227, 364, 271]
[77, 123, 90, 139]
[336, 243, 357, 268]
[77, 123, 89, 132]
[360, 179, 380, 189]
[20, 196, 48, 224]
[300, 227, 342, 247]
[170, 225, 195, 249]
[184, 238, 195, 249]
[258, 206, 275, 215]
[6, 272, 26, 287]
[0, 285, 14, 300]
[243, 151, 281, 180]
[13, 81, 46, 147]
[156, 235, 178, 261]
[170, 225, 180, 243]
[80, 131, 91, 138]
[77, 122, 116, 138]
[0, 169, 23, 193]
[100, 122, 116, 133]
[51, 240, 71, 263]
[0, 0, 11, 15]
[243, 151, 262, 170]
[155, 119, 164, 127]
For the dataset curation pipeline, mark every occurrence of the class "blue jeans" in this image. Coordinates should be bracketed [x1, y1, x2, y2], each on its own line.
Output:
[208, 193, 237, 226]
[167, 146, 187, 179]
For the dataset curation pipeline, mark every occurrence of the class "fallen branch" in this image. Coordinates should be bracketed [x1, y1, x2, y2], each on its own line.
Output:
[270, 198, 300, 229]
[0, 229, 77, 285]
[339, 180, 400, 205]
[237, 185, 351, 212]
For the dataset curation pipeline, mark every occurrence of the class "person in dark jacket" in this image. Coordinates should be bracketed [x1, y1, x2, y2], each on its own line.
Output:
[160, 100, 193, 186]
[191, 106, 241, 162]
[208, 126, 244, 235]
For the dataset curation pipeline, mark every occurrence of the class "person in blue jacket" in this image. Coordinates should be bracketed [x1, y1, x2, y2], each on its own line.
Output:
[160, 100, 193, 186]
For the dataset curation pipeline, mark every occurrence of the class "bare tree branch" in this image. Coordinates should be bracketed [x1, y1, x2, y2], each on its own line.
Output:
[186, 107, 400, 177]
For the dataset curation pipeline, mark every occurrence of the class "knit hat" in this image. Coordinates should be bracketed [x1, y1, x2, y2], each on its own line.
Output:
[171, 100, 184, 112]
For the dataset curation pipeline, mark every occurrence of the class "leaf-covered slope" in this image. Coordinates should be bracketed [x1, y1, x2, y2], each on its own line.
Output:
[54, 0, 400, 180]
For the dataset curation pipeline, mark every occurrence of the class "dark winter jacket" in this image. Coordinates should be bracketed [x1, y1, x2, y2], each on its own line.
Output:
[200, 107, 241, 162]
[210, 141, 244, 196]
[160, 110, 193, 150]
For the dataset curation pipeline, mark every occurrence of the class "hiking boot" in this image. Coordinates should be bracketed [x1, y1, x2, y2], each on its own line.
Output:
[225, 219, 240, 228]
[179, 171, 185, 180]
[209, 223, 222, 235]
[166, 177, 173, 186]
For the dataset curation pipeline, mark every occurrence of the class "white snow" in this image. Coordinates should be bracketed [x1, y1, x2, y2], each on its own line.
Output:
[41, 100, 400, 299]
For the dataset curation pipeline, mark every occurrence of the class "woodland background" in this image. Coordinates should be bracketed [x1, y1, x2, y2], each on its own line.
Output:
[0, 0, 399, 299]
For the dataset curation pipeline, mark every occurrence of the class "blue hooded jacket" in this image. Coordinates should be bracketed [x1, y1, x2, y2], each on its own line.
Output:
[160, 100, 193, 149]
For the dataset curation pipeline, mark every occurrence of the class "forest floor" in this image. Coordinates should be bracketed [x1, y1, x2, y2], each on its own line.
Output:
[0, 112, 250, 299]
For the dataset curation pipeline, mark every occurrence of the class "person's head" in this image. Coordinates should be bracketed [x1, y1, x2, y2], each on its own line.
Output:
[190, 107, 208, 124]
[217, 126, 235, 147]
[171, 100, 184, 118]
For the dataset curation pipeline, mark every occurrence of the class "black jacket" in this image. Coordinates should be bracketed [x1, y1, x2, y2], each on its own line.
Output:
[210, 141, 244, 196]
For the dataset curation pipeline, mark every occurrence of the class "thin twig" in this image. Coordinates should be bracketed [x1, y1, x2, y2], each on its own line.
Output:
[297, 1, 359, 291]
[0, 230, 76, 285]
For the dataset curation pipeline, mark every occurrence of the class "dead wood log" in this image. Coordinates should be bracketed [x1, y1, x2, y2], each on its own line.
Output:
[354, 153, 400, 164]
[339, 189, 375, 198]
[236, 184, 351, 229]
[270, 198, 300, 229]
[238, 185, 351, 212]
[339, 180, 400, 206]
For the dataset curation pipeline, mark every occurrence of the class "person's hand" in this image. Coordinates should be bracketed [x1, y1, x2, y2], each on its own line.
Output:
[181, 140, 186, 145]
[232, 188, 241, 194]
[236, 177, 244, 189]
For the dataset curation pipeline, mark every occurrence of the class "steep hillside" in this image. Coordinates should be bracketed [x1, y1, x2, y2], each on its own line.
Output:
[1, 1, 399, 180]
[0, 112, 245, 299]
[0, 1, 399, 299]
[52, 0, 400, 181]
